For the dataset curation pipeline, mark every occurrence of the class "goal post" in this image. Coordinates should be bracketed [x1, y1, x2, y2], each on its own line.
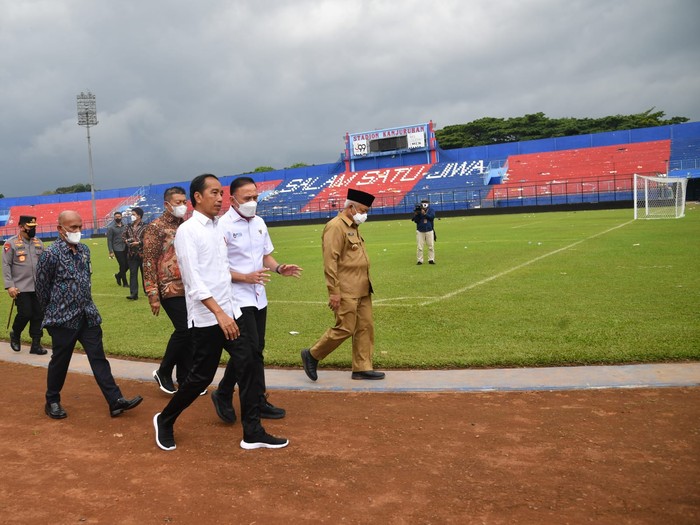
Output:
[633, 174, 688, 219]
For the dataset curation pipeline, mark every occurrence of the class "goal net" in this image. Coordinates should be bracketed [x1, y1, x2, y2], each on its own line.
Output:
[633, 174, 688, 219]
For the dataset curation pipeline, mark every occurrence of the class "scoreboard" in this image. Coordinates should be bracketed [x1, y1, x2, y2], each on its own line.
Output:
[347, 122, 434, 160]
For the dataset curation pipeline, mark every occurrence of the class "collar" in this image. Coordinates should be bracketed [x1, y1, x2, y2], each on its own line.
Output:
[161, 211, 183, 226]
[56, 238, 81, 254]
[338, 212, 356, 228]
[192, 209, 218, 226]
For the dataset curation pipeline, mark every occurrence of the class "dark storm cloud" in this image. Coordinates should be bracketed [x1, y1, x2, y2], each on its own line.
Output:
[1, 0, 698, 198]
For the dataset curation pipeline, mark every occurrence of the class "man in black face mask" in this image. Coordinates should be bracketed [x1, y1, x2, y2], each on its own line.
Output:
[1, 215, 47, 354]
[106, 211, 129, 287]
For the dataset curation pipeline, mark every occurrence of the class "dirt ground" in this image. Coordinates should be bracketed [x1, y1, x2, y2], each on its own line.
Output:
[0, 360, 698, 525]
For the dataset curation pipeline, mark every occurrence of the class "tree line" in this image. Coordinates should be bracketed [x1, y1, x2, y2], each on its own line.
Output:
[434, 109, 688, 149]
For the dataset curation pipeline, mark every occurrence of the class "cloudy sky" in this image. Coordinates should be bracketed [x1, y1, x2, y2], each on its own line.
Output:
[1, 0, 699, 198]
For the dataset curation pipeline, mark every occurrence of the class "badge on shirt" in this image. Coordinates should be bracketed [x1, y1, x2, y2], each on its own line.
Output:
[19, 255, 26, 261]
[3, 244, 8, 253]
[258, 229, 263, 235]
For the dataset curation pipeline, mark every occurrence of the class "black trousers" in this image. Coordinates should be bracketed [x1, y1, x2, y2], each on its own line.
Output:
[114, 249, 128, 285]
[12, 291, 43, 339]
[45, 319, 122, 406]
[218, 306, 267, 399]
[127, 254, 143, 298]
[159, 296, 193, 386]
[160, 321, 265, 439]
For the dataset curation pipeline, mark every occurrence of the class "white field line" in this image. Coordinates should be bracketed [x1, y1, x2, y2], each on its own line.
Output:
[419, 219, 635, 306]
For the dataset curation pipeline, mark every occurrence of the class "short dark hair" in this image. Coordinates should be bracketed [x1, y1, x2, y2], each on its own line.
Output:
[132, 207, 144, 218]
[190, 174, 219, 208]
[114, 211, 122, 217]
[164, 186, 187, 202]
[230, 176, 256, 195]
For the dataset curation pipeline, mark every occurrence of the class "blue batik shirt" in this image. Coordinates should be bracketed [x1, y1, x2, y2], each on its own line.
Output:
[36, 239, 102, 329]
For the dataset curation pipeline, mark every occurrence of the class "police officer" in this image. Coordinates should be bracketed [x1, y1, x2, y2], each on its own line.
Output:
[2, 215, 47, 354]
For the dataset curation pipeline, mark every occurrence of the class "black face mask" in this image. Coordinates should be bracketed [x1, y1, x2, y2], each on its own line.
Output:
[115, 219, 122, 224]
[26, 227, 36, 238]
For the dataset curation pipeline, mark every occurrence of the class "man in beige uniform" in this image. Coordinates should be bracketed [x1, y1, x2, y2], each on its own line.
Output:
[301, 188, 385, 381]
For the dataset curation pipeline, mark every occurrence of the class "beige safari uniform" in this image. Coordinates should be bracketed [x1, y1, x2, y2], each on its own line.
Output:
[309, 212, 375, 372]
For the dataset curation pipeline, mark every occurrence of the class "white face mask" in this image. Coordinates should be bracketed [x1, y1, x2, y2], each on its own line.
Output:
[170, 204, 187, 218]
[352, 206, 368, 225]
[235, 198, 257, 218]
[64, 230, 82, 244]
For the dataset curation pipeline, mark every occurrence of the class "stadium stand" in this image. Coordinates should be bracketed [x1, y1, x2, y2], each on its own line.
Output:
[1, 122, 698, 235]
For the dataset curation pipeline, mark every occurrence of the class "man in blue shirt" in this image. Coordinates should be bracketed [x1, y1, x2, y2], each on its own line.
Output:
[411, 199, 436, 265]
[36, 210, 143, 420]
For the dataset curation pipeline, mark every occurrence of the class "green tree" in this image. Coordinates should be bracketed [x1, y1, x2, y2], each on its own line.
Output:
[435, 110, 689, 149]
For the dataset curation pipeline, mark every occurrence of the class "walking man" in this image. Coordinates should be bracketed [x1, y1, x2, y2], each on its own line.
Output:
[2, 215, 47, 355]
[36, 210, 143, 419]
[106, 211, 129, 287]
[153, 174, 288, 451]
[143, 187, 191, 394]
[301, 188, 385, 381]
[211, 176, 302, 424]
[124, 207, 146, 300]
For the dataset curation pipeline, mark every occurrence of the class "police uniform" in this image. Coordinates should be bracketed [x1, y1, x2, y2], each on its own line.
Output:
[307, 188, 383, 377]
[1, 215, 46, 354]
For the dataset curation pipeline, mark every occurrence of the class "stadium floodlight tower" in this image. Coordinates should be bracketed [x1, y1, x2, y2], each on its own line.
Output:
[77, 91, 99, 230]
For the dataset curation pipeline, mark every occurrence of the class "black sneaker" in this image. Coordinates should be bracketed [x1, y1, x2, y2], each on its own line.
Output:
[301, 348, 318, 381]
[152, 369, 177, 395]
[153, 412, 176, 451]
[211, 388, 236, 424]
[240, 432, 289, 450]
[428, 260, 436, 265]
[416, 261, 423, 265]
[260, 393, 286, 419]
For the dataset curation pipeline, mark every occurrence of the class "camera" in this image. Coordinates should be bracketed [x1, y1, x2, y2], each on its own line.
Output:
[414, 204, 422, 212]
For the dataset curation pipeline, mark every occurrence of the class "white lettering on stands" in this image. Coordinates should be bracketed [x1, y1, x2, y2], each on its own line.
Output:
[425, 161, 485, 179]
[277, 177, 332, 193]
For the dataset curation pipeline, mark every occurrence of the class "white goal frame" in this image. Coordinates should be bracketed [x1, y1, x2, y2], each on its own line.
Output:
[633, 174, 688, 220]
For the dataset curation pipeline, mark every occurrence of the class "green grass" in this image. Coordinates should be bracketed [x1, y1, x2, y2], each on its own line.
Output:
[4, 204, 699, 369]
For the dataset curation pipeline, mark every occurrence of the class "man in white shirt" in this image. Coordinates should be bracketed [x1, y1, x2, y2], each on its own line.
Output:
[153, 174, 288, 451]
[211, 177, 302, 424]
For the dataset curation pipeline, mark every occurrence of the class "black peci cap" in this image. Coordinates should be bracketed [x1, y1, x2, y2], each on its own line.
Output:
[347, 188, 375, 207]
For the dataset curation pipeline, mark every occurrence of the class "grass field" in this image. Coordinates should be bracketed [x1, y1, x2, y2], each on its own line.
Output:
[3, 204, 699, 369]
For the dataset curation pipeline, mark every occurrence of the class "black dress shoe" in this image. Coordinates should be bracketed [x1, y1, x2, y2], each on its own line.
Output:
[301, 348, 318, 381]
[260, 393, 286, 419]
[211, 388, 236, 424]
[30, 338, 47, 355]
[126, 295, 138, 300]
[45, 402, 67, 419]
[110, 395, 143, 417]
[9, 330, 21, 352]
[351, 370, 386, 380]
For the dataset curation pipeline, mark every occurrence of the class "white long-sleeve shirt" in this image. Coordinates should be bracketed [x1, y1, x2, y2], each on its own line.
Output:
[174, 209, 241, 327]
[220, 208, 274, 309]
